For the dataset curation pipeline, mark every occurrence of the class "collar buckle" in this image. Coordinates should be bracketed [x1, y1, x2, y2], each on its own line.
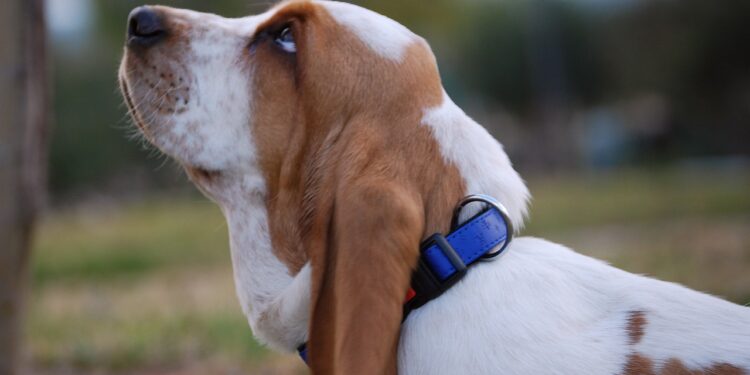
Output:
[405, 233, 468, 315]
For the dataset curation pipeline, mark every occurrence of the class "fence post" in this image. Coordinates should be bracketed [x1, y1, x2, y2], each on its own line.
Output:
[0, 0, 49, 373]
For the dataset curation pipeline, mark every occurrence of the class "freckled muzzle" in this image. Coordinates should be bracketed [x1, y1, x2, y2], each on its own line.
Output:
[118, 5, 260, 180]
[119, 6, 192, 134]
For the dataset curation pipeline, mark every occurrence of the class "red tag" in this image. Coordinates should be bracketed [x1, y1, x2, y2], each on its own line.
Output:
[404, 288, 416, 303]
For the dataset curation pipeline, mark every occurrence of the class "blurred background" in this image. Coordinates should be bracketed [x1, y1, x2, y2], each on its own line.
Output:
[15, 0, 750, 373]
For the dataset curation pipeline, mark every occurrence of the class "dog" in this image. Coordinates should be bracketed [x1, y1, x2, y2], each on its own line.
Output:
[118, 1, 750, 373]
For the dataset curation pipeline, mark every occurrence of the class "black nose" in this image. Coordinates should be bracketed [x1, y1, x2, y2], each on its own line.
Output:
[127, 6, 166, 47]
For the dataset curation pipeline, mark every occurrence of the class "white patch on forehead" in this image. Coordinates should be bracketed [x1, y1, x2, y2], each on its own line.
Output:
[318, 1, 417, 61]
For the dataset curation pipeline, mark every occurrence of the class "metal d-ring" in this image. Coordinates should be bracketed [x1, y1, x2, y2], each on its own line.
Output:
[450, 194, 514, 261]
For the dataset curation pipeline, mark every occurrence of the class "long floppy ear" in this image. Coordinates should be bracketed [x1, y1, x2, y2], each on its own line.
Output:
[308, 179, 423, 374]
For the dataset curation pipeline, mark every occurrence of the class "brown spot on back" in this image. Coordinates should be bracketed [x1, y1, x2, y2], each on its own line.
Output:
[628, 310, 647, 345]
[623, 354, 656, 375]
[709, 364, 748, 375]
[622, 353, 747, 375]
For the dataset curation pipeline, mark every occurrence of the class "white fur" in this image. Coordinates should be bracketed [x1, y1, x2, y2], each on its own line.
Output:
[403, 93, 750, 374]
[320, 1, 418, 61]
[399, 237, 750, 374]
[122, 2, 750, 372]
[121, 5, 311, 352]
[422, 91, 530, 230]
[173, 9, 312, 351]
[630, 277, 750, 369]
[218, 176, 310, 351]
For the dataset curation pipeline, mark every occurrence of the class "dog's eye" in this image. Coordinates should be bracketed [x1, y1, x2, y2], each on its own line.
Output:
[274, 27, 296, 53]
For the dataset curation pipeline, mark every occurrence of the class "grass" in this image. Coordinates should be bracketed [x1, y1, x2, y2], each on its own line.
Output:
[28, 198, 289, 374]
[27, 167, 750, 374]
[32, 199, 229, 286]
[524, 167, 750, 233]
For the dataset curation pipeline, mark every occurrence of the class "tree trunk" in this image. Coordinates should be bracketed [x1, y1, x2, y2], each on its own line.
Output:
[0, 0, 49, 373]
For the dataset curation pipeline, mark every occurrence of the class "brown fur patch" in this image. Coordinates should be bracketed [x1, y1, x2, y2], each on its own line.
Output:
[622, 354, 747, 375]
[252, 0, 458, 269]
[624, 354, 657, 375]
[248, 1, 464, 373]
[627, 310, 647, 345]
[620, 313, 745, 374]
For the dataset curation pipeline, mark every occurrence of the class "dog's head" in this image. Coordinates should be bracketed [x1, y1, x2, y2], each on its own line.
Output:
[120, 1, 528, 372]
[119, 0, 440, 201]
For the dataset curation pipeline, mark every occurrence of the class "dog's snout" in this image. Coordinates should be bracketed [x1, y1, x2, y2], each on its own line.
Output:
[127, 6, 166, 47]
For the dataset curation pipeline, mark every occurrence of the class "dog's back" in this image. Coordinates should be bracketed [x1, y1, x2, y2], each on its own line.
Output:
[400, 237, 750, 374]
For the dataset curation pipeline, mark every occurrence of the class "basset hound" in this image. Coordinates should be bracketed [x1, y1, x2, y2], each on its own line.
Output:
[118, 1, 750, 373]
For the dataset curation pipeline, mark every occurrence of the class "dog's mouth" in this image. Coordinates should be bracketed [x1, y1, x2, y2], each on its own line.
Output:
[184, 166, 225, 194]
[119, 76, 147, 133]
[120, 71, 222, 183]
[185, 165, 222, 181]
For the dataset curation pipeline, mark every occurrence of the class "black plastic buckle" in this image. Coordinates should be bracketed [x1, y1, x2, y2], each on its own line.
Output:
[404, 233, 467, 317]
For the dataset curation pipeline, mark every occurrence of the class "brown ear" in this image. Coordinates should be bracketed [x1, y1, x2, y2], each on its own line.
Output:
[308, 180, 423, 374]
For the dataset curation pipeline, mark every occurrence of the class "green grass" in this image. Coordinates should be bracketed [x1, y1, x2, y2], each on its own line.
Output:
[30, 306, 266, 370]
[33, 198, 229, 286]
[524, 167, 750, 234]
[29, 198, 280, 374]
[27, 167, 750, 373]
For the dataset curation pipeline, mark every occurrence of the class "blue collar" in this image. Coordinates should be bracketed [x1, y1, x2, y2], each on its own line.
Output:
[297, 195, 513, 365]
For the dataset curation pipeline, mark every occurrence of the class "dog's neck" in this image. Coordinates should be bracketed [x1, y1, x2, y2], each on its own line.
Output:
[216, 92, 530, 351]
[421, 92, 529, 230]
[218, 176, 311, 351]
[218, 176, 292, 313]
[213, 117, 347, 350]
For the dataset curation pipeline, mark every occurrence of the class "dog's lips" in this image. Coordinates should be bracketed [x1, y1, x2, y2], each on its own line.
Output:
[119, 76, 147, 132]
[121, 67, 221, 180]
[184, 165, 223, 188]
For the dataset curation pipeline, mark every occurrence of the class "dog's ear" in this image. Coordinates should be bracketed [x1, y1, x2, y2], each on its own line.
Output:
[308, 180, 423, 374]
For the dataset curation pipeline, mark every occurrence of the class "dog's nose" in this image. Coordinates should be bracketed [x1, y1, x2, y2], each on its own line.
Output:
[127, 6, 166, 47]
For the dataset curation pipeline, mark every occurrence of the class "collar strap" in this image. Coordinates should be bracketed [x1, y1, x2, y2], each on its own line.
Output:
[297, 195, 513, 364]
[298, 343, 309, 364]
[403, 206, 510, 316]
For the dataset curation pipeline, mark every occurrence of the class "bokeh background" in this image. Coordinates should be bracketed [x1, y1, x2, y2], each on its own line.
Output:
[31, 0, 749, 373]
